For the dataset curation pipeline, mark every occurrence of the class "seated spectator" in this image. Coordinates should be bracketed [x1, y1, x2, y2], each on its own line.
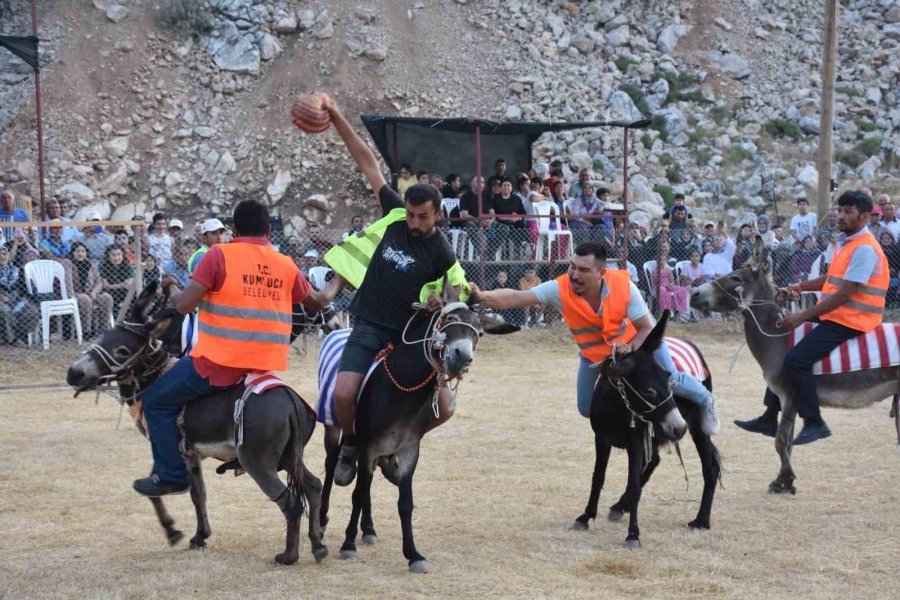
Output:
[518, 266, 544, 328]
[789, 236, 821, 283]
[298, 249, 320, 277]
[305, 223, 334, 255]
[343, 215, 365, 240]
[100, 245, 134, 315]
[441, 174, 460, 199]
[44, 199, 78, 244]
[732, 223, 756, 269]
[651, 242, 691, 322]
[868, 206, 886, 241]
[397, 163, 416, 197]
[487, 269, 519, 325]
[76, 212, 114, 267]
[0, 244, 38, 345]
[65, 241, 113, 336]
[681, 249, 711, 287]
[702, 234, 736, 276]
[568, 169, 592, 199]
[486, 158, 508, 190]
[882, 201, 900, 241]
[112, 229, 135, 264]
[548, 180, 567, 223]
[0, 189, 29, 242]
[429, 175, 444, 192]
[143, 254, 161, 288]
[39, 221, 71, 259]
[564, 183, 605, 243]
[756, 215, 776, 249]
[161, 242, 193, 289]
[490, 180, 528, 258]
[880, 232, 900, 307]
[147, 212, 173, 263]
[670, 228, 696, 262]
[543, 163, 564, 193]
[416, 170, 430, 185]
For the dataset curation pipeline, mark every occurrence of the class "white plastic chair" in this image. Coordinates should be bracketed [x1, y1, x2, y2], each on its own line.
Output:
[24, 259, 83, 350]
[607, 260, 640, 284]
[674, 260, 691, 286]
[642, 260, 658, 301]
[533, 200, 573, 261]
[307, 266, 333, 291]
[441, 198, 460, 219]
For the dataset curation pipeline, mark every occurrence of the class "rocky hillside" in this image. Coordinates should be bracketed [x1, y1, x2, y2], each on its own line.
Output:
[1, 0, 898, 235]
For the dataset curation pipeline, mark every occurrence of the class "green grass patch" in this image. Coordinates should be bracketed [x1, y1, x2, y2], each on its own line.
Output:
[763, 118, 801, 141]
[688, 125, 712, 145]
[855, 137, 883, 157]
[159, 0, 213, 38]
[696, 148, 712, 167]
[619, 83, 650, 116]
[835, 148, 864, 168]
[856, 119, 877, 132]
[654, 184, 676, 208]
[654, 70, 707, 104]
[724, 145, 754, 165]
[665, 163, 684, 184]
[615, 57, 637, 74]
[710, 105, 732, 126]
[659, 153, 676, 166]
[650, 114, 669, 142]
[641, 133, 654, 148]
[836, 86, 859, 97]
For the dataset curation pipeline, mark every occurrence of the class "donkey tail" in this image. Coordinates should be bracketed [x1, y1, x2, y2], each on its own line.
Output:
[285, 389, 309, 517]
[712, 443, 725, 490]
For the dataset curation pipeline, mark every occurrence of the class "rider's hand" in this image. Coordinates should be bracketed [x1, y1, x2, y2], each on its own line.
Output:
[777, 312, 804, 331]
[612, 342, 633, 358]
[775, 284, 801, 302]
[425, 293, 444, 313]
[467, 283, 482, 302]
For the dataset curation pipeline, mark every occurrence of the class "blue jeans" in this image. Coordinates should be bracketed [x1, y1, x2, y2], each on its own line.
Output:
[576, 342, 711, 418]
[784, 319, 860, 419]
[142, 355, 224, 482]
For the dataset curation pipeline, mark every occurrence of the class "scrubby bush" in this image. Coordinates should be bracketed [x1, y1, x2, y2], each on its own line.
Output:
[724, 145, 754, 165]
[764, 119, 801, 141]
[654, 184, 675, 208]
[159, 0, 213, 39]
[619, 83, 650, 116]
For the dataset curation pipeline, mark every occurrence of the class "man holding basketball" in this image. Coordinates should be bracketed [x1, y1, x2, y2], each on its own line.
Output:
[292, 93, 460, 486]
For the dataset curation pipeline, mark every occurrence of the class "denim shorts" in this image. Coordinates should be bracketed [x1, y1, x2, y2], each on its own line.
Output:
[338, 318, 399, 374]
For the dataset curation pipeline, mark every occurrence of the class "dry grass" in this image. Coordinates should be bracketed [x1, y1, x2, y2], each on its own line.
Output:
[1, 322, 899, 599]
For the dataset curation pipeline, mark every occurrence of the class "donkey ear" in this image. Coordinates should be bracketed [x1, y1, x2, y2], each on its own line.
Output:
[129, 281, 158, 324]
[441, 274, 460, 304]
[751, 237, 768, 272]
[481, 313, 520, 335]
[144, 308, 177, 339]
[640, 310, 669, 354]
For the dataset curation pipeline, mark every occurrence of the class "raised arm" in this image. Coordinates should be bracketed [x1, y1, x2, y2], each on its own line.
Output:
[321, 95, 387, 195]
[468, 283, 541, 310]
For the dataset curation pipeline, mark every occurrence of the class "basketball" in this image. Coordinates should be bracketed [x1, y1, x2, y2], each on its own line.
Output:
[291, 93, 331, 134]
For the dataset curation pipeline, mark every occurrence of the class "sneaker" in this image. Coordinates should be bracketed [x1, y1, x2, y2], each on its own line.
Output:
[334, 444, 358, 487]
[793, 417, 832, 445]
[701, 394, 720, 436]
[734, 414, 778, 437]
[133, 474, 190, 497]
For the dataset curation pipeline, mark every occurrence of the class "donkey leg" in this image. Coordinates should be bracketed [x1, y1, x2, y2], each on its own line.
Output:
[623, 436, 644, 549]
[769, 400, 798, 495]
[340, 452, 371, 560]
[149, 497, 183, 546]
[300, 465, 328, 563]
[398, 468, 427, 573]
[687, 423, 721, 530]
[361, 484, 378, 545]
[571, 433, 611, 531]
[241, 448, 302, 565]
[609, 446, 661, 522]
[320, 424, 340, 533]
[186, 454, 211, 549]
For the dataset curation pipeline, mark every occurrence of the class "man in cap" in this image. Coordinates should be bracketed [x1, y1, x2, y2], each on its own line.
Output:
[168, 219, 185, 246]
[76, 211, 114, 267]
[188, 218, 227, 274]
[0, 189, 29, 241]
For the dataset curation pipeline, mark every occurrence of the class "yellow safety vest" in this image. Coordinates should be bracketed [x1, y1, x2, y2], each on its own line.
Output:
[324, 208, 469, 302]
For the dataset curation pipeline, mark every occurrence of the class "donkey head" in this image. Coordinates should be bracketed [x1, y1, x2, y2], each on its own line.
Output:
[66, 281, 175, 393]
[691, 237, 774, 313]
[290, 302, 343, 341]
[603, 311, 687, 442]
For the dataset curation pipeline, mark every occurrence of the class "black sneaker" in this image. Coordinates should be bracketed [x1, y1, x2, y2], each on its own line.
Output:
[334, 445, 358, 487]
[133, 474, 191, 497]
[793, 417, 832, 445]
[734, 414, 778, 438]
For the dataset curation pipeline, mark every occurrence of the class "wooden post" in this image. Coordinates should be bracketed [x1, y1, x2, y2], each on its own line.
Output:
[816, 0, 839, 218]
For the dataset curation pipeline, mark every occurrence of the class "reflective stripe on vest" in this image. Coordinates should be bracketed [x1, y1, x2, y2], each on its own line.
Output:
[190, 241, 297, 371]
[324, 207, 471, 301]
[558, 270, 637, 362]
[818, 229, 889, 332]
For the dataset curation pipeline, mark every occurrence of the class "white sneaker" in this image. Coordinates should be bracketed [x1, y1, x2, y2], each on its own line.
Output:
[701, 394, 720, 436]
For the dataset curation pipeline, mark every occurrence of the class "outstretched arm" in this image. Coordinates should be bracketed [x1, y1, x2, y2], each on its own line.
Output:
[321, 95, 387, 195]
[468, 283, 541, 310]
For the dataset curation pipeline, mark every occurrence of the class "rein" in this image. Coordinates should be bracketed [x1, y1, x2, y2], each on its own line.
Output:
[712, 278, 790, 338]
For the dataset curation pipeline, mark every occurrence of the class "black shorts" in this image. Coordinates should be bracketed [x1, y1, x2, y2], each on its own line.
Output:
[338, 318, 399, 374]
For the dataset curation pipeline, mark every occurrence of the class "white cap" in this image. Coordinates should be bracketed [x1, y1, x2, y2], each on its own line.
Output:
[201, 218, 226, 234]
[168, 218, 184, 230]
[303, 249, 319, 258]
[86, 210, 102, 221]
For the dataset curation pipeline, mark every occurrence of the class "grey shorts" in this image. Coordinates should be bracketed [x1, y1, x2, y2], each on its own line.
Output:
[338, 318, 399, 375]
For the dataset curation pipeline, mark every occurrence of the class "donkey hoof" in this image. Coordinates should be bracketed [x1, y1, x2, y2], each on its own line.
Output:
[623, 538, 641, 549]
[687, 519, 710, 531]
[275, 551, 299, 565]
[768, 481, 797, 495]
[167, 530, 184, 546]
[569, 520, 589, 531]
[340, 549, 356, 560]
[313, 546, 329, 564]
[189, 538, 207, 550]
[362, 533, 378, 545]
[608, 510, 626, 522]
[409, 560, 429, 574]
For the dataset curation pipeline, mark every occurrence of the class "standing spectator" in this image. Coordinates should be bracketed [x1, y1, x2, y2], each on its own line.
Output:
[515, 174, 539, 245]
[490, 180, 528, 258]
[188, 218, 227, 273]
[881, 202, 900, 241]
[0, 189, 29, 241]
[143, 254, 162, 288]
[305, 223, 334, 255]
[732, 223, 756, 269]
[543, 164, 564, 193]
[38, 221, 71, 259]
[76, 212, 114, 267]
[100, 244, 135, 316]
[486, 158, 508, 190]
[868, 205, 886, 241]
[663, 193, 693, 220]
[0, 245, 39, 345]
[652, 242, 691, 322]
[756, 215, 776, 249]
[396, 163, 416, 197]
[168, 219, 185, 246]
[879, 231, 900, 307]
[459, 175, 494, 251]
[789, 198, 817, 241]
[65, 241, 113, 336]
[297, 249, 320, 277]
[518, 266, 543, 328]
[790, 236, 821, 284]
[147, 213, 173, 264]
[568, 169, 592, 199]
[45, 199, 78, 244]
[342, 215, 365, 241]
[441, 174, 460, 199]
[161, 242, 193, 289]
[668, 205, 689, 230]
[817, 208, 839, 240]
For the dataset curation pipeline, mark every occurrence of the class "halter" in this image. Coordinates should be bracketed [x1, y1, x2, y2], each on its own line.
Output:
[712, 277, 790, 338]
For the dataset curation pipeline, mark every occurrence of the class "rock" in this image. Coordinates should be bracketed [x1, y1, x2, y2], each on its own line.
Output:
[105, 5, 129, 24]
[627, 209, 652, 228]
[656, 24, 690, 54]
[56, 182, 96, 204]
[313, 10, 334, 39]
[274, 16, 298, 34]
[569, 152, 593, 170]
[606, 26, 630, 47]
[16, 159, 36, 181]
[798, 116, 820, 134]
[713, 18, 733, 31]
[92, 0, 112, 9]
[570, 33, 595, 54]
[297, 9, 316, 31]
[734, 173, 762, 197]
[655, 107, 689, 136]
[267, 169, 292, 203]
[704, 51, 752, 79]
[865, 87, 882, 105]
[857, 155, 882, 181]
[607, 90, 644, 121]
[795, 164, 818, 186]
[103, 136, 129, 158]
[505, 104, 522, 121]
[305, 194, 331, 212]
[259, 33, 283, 60]
[215, 151, 236, 174]
[164, 172, 183, 188]
[364, 46, 387, 61]
[204, 21, 260, 73]
[97, 163, 129, 196]
[110, 202, 144, 222]
[195, 126, 216, 138]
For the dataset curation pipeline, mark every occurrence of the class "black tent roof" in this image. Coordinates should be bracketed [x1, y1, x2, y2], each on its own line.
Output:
[360, 115, 650, 181]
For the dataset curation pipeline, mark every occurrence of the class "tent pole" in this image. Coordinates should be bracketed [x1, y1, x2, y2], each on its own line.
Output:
[30, 0, 47, 224]
[620, 127, 630, 266]
[475, 123, 484, 286]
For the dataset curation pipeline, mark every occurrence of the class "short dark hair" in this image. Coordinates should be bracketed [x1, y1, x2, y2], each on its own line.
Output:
[597, 187, 610, 196]
[416, 170, 429, 178]
[739, 223, 751, 230]
[152, 212, 166, 224]
[531, 176, 543, 185]
[400, 163, 413, 173]
[516, 174, 530, 189]
[574, 241, 608, 263]
[797, 198, 809, 205]
[495, 158, 506, 166]
[233, 199, 270, 237]
[405, 184, 442, 211]
[674, 193, 685, 201]
[673, 205, 686, 213]
[445, 173, 459, 184]
[837, 190, 874, 215]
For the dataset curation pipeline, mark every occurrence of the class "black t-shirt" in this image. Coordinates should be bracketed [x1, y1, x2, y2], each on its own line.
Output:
[459, 190, 493, 218]
[493, 194, 526, 216]
[349, 185, 457, 331]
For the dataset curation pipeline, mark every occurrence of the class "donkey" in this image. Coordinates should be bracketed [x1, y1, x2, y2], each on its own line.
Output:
[691, 239, 900, 494]
[65, 282, 327, 565]
[571, 312, 723, 548]
[319, 293, 515, 573]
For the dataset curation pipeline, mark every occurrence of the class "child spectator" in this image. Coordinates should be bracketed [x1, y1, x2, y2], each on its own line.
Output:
[100, 245, 135, 316]
[147, 212, 173, 263]
[652, 243, 691, 322]
[518, 266, 543, 328]
[397, 163, 416, 197]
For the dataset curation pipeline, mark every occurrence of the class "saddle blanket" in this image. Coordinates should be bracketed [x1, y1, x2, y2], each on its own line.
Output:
[788, 322, 900, 375]
[665, 337, 711, 381]
[235, 372, 317, 443]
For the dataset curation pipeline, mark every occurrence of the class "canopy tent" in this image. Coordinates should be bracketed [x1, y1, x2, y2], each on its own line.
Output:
[360, 115, 651, 185]
[0, 34, 40, 71]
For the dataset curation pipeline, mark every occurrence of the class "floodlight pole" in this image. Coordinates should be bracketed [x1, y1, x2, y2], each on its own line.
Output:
[475, 123, 484, 286]
[619, 127, 631, 266]
[30, 0, 47, 223]
[816, 0, 838, 218]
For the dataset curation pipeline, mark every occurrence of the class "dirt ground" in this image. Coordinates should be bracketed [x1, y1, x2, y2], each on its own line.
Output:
[1, 322, 898, 600]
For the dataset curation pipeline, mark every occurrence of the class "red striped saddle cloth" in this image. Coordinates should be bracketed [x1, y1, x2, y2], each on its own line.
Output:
[665, 337, 711, 381]
[788, 322, 900, 375]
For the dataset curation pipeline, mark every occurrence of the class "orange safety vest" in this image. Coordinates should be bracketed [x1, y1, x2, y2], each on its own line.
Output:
[557, 269, 637, 362]
[191, 241, 298, 371]
[819, 229, 889, 333]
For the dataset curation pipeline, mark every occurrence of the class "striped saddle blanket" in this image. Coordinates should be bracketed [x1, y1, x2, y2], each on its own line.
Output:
[788, 322, 900, 375]
[315, 330, 711, 427]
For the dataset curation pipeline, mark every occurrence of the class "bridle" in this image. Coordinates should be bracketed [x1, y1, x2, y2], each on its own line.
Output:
[711, 273, 790, 338]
